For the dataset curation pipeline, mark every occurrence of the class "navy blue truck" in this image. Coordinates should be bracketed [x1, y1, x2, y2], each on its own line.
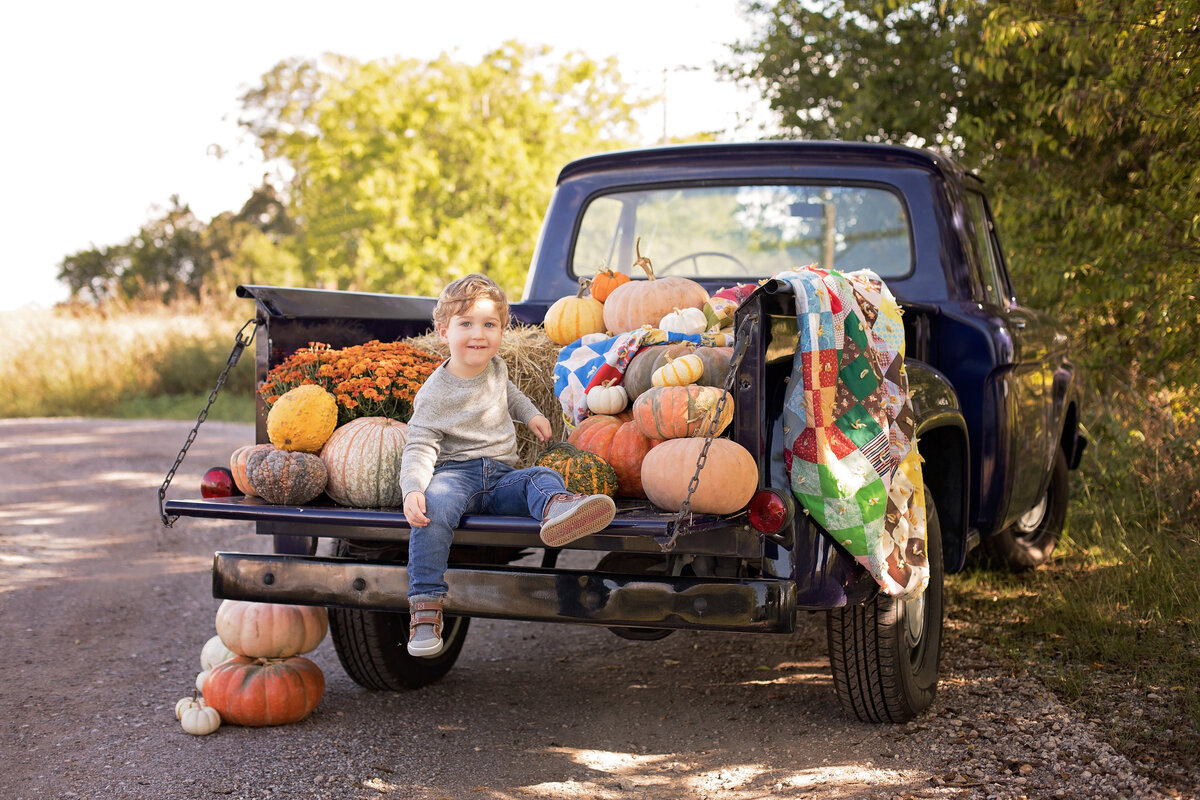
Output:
[165, 141, 1086, 723]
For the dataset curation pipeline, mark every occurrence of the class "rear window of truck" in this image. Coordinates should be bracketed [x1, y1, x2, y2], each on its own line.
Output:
[572, 183, 913, 281]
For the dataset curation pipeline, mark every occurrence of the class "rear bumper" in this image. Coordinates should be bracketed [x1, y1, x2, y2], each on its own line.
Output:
[213, 552, 798, 634]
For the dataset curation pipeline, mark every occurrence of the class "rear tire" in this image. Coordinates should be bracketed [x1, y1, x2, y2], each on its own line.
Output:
[327, 540, 470, 690]
[986, 448, 1069, 571]
[826, 498, 944, 723]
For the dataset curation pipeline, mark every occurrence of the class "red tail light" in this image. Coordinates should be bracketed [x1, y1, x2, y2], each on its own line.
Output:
[747, 488, 794, 535]
[200, 467, 240, 498]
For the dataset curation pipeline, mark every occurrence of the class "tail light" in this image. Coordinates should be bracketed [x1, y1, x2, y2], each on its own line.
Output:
[747, 488, 794, 535]
[200, 467, 240, 498]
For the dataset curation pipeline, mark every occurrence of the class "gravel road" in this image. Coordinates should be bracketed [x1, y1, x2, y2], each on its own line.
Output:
[0, 418, 1188, 800]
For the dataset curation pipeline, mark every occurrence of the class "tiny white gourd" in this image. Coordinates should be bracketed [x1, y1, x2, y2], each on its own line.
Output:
[176, 696, 201, 720]
[195, 669, 210, 692]
[658, 306, 708, 336]
[200, 634, 237, 671]
[180, 702, 222, 735]
[586, 379, 629, 415]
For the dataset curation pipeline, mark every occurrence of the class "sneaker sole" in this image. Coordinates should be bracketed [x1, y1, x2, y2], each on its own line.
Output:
[407, 639, 444, 658]
[540, 496, 616, 547]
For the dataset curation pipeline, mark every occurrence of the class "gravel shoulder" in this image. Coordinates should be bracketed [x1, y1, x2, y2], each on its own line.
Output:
[0, 418, 1189, 800]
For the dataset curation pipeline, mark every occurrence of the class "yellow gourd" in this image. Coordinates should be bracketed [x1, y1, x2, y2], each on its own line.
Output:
[544, 277, 607, 345]
[651, 353, 705, 387]
[266, 384, 338, 453]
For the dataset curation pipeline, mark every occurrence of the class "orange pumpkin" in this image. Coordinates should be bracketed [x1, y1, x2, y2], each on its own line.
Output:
[229, 443, 272, 497]
[544, 277, 606, 345]
[591, 268, 631, 303]
[631, 385, 734, 440]
[640, 438, 758, 514]
[215, 599, 329, 658]
[602, 238, 709, 333]
[202, 655, 325, 726]
[568, 413, 661, 498]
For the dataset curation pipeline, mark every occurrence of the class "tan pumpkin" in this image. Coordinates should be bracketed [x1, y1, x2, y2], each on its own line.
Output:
[632, 385, 734, 440]
[544, 277, 606, 345]
[266, 384, 338, 453]
[320, 416, 408, 507]
[651, 353, 705, 387]
[567, 413, 661, 498]
[202, 655, 325, 727]
[246, 447, 328, 505]
[602, 238, 709, 333]
[640, 437, 758, 514]
[215, 599, 329, 659]
[229, 444, 272, 496]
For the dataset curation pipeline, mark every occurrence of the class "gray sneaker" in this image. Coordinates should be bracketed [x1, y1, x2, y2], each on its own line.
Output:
[540, 493, 616, 547]
[406, 595, 444, 658]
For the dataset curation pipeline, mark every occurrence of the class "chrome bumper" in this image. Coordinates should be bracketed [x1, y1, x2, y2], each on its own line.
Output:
[213, 552, 797, 634]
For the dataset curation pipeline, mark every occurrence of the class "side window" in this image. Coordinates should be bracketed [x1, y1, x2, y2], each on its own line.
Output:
[965, 191, 1009, 307]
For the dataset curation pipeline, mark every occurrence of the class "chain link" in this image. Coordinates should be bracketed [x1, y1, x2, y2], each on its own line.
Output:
[157, 318, 261, 527]
[660, 313, 756, 551]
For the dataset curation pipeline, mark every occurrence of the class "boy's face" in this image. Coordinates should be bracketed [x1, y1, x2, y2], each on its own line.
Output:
[437, 296, 504, 378]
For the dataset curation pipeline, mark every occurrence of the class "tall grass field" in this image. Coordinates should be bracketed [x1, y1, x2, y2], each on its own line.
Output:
[3, 301, 1197, 789]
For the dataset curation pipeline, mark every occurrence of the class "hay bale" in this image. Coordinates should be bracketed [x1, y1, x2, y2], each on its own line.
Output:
[400, 324, 566, 466]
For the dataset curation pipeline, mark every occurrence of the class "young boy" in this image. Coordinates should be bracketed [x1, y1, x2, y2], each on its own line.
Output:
[399, 273, 616, 657]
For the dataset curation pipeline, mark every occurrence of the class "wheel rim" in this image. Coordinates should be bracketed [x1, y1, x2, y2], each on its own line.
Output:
[904, 591, 926, 649]
[1016, 493, 1049, 534]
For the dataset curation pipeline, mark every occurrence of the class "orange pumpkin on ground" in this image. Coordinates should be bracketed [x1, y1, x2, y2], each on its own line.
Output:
[602, 238, 709, 333]
[202, 655, 325, 726]
[640, 437, 758, 514]
[631, 385, 734, 440]
[568, 413, 661, 498]
[215, 599, 329, 658]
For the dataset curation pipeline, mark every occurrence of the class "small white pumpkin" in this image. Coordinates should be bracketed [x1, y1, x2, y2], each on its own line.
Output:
[200, 634, 236, 671]
[586, 379, 629, 415]
[180, 702, 221, 736]
[176, 696, 201, 720]
[658, 306, 708, 336]
[195, 669, 210, 692]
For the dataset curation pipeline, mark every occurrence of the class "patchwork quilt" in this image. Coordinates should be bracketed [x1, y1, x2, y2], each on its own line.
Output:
[771, 267, 928, 600]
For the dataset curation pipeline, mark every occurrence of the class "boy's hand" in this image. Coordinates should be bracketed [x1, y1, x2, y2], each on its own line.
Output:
[403, 491, 429, 527]
[528, 414, 553, 443]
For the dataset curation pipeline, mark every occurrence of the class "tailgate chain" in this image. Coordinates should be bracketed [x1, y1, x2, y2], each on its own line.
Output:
[661, 311, 756, 552]
[157, 317, 261, 527]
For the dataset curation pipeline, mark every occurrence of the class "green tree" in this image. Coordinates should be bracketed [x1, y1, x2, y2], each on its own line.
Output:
[729, 0, 1200, 401]
[238, 42, 647, 298]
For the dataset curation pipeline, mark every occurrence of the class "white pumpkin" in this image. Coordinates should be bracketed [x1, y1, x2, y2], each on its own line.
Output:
[195, 670, 210, 692]
[200, 634, 236, 671]
[180, 703, 221, 735]
[176, 696, 201, 720]
[586, 379, 629, 415]
[658, 306, 708, 336]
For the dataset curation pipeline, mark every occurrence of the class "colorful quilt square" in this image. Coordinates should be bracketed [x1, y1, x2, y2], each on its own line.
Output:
[844, 308, 870, 349]
[855, 478, 888, 524]
[839, 353, 879, 399]
[835, 402, 884, 449]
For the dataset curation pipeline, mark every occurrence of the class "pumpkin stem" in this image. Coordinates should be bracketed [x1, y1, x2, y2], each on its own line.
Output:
[633, 236, 656, 280]
[577, 276, 592, 299]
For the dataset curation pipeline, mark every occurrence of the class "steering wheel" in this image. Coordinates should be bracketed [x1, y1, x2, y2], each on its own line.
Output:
[658, 251, 750, 276]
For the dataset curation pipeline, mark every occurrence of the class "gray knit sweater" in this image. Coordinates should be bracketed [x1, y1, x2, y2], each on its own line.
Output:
[399, 356, 541, 499]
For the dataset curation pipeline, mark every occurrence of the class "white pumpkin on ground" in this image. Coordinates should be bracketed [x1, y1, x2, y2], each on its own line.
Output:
[319, 416, 408, 507]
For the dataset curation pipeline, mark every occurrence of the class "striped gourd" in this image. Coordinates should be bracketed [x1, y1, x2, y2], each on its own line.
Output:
[319, 417, 408, 507]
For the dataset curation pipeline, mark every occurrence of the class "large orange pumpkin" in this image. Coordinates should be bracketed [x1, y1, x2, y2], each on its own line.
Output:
[215, 599, 329, 658]
[568, 413, 661, 497]
[602, 239, 709, 333]
[202, 655, 325, 726]
[631, 385, 734, 440]
[640, 438, 758, 514]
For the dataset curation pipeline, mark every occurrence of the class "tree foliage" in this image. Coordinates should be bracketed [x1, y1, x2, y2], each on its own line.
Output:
[238, 42, 646, 298]
[729, 0, 1200, 401]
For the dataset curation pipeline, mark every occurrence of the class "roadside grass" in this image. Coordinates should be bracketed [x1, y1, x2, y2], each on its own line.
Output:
[948, 390, 1200, 791]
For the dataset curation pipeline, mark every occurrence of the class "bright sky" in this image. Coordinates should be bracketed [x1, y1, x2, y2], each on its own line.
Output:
[0, 0, 772, 311]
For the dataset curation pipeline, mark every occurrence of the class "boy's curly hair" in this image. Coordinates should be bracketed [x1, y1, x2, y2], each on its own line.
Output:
[433, 273, 510, 331]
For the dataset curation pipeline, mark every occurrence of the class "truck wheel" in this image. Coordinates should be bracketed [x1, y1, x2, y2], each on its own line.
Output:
[986, 448, 1069, 571]
[826, 498, 944, 723]
[327, 541, 470, 690]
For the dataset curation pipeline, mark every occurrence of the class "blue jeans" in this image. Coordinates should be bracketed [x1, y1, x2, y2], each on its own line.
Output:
[407, 458, 567, 598]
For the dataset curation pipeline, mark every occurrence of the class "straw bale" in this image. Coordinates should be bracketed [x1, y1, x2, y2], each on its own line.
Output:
[400, 324, 566, 466]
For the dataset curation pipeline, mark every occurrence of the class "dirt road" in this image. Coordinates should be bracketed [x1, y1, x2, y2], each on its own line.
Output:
[0, 418, 1179, 799]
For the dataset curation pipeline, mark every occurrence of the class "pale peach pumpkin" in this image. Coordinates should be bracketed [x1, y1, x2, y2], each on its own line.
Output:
[602, 239, 708, 333]
[640, 437, 758, 514]
[215, 599, 328, 659]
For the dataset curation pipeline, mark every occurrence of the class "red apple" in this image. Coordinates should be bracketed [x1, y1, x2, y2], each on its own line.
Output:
[201, 467, 241, 498]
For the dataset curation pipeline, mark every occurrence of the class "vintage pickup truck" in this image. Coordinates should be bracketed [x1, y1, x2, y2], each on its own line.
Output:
[164, 141, 1086, 724]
